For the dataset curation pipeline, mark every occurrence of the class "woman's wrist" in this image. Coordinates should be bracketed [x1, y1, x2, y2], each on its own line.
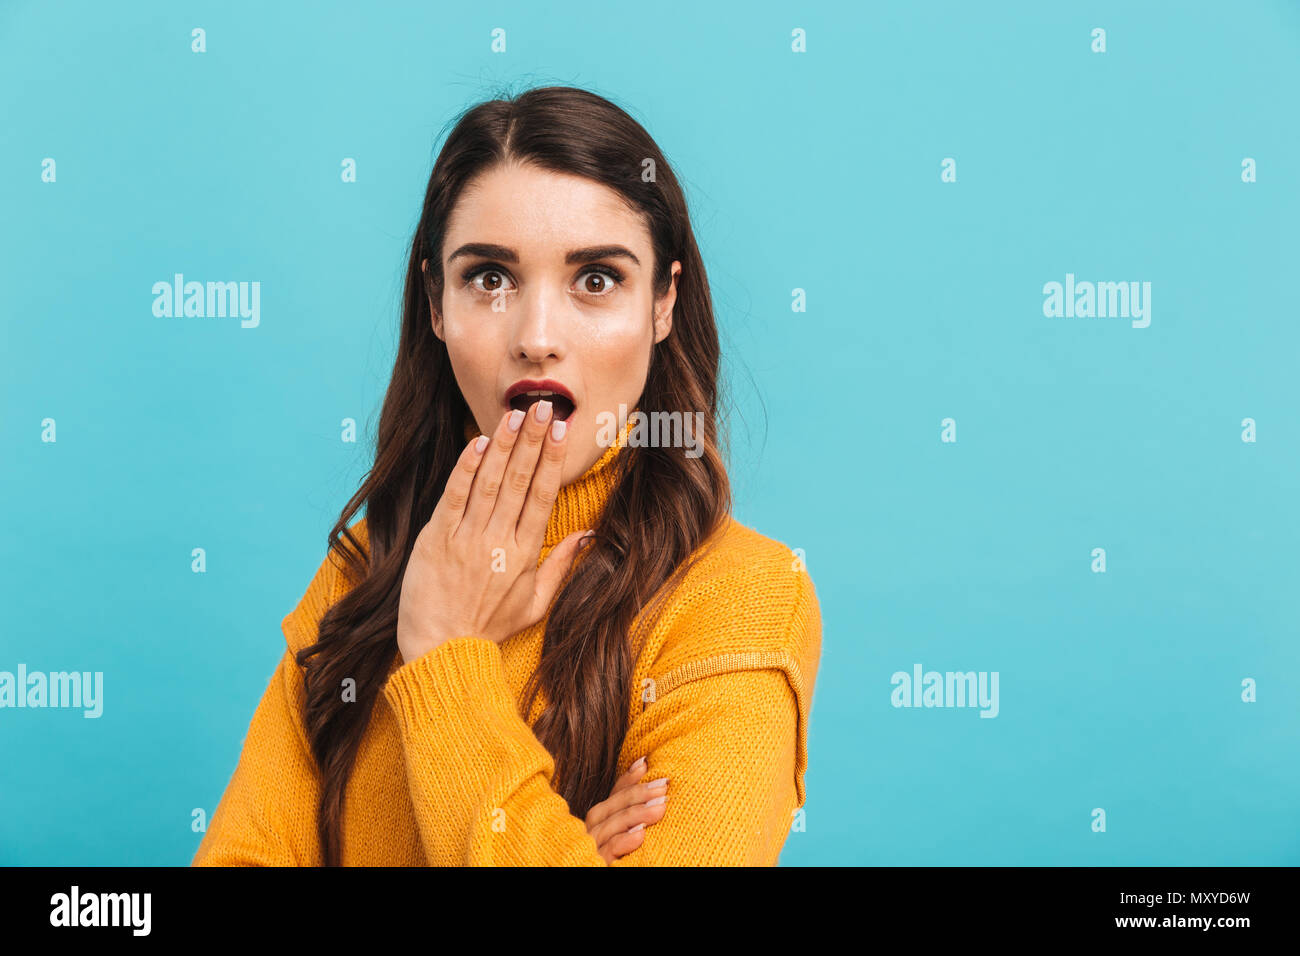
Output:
[398, 631, 454, 665]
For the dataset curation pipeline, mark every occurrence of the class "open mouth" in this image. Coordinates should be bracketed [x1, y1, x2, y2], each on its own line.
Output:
[501, 390, 574, 421]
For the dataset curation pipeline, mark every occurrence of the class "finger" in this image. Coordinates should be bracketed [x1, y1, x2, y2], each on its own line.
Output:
[590, 797, 669, 849]
[585, 761, 649, 829]
[429, 433, 490, 536]
[598, 824, 647, 862]
[611, 758, 649, 794]
[487, 398, 553, 539]
[586, 777, 669, 831]
[515, 413, 569, 548]
[460, 408, 525, 535]
[531, 529, 591, 619]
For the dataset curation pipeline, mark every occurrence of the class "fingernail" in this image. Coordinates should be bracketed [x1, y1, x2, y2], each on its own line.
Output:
[578, 530, 595, 551]
[551, 418, 567, 440]
[474, 435, 489, 453]
[647, 777, 668, 788]
[535, 399, 553, 422]
[645, 795, 666, 807]
[631, 756, 647, 771]
[628, 823, 646, 832]
[507, 409, 525, 432]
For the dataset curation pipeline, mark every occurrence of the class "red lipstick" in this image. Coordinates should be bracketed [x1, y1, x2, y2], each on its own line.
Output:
[503, 378, 577, 422]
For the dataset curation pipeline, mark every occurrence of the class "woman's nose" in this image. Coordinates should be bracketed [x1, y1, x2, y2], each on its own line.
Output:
[509, 287, 566, 362]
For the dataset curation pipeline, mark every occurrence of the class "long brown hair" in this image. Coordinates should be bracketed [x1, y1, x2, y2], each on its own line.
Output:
[297, 85, 731, 865]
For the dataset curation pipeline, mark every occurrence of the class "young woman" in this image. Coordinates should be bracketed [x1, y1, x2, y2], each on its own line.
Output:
[193, 86, 821, 867]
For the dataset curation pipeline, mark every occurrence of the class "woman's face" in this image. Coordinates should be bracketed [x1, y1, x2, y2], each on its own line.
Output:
[424, 160, 680, 487]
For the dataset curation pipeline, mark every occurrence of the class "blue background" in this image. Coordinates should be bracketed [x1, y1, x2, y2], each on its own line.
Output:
[2, 0, 1297, 865]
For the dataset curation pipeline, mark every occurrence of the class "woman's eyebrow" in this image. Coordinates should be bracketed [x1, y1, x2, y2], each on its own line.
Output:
[565, 245, 641, 267]
[446, 242, 641, 267]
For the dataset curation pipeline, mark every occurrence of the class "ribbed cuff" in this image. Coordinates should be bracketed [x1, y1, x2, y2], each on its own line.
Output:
[383, 636, 515, 728]
[380, 636, 553, 817]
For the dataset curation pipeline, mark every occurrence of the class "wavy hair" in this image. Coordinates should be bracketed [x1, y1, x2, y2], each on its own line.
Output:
[296, 86, 730, 866]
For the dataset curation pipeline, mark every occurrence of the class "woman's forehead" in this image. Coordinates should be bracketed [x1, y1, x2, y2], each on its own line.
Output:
[445, 165, 649, 259]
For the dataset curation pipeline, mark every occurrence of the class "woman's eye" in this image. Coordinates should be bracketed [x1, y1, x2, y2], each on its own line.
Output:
[462, 265, 622, 299]
[575, 267, 623, 297]
[465, 267, 515, 295]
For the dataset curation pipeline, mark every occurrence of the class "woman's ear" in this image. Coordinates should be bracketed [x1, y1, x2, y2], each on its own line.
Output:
[653, 260, 681, 344]
[422, 258, 445, 341]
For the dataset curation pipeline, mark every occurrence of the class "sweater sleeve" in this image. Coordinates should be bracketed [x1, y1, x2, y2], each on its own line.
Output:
[380, 569, 818, 866]
[191, 646, 323, 866]
[190, 539, 347, 867]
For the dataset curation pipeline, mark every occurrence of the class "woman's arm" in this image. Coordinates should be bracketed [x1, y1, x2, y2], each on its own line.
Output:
[191, 540, 346, 867]
[191, 647, 323, 866]
[191, 627, 804, 867]
[382, 634, 806, 867]
[194, 495, 817, 866]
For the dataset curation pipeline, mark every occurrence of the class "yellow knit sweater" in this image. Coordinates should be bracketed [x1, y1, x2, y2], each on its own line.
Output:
[193, 423, 822, 866]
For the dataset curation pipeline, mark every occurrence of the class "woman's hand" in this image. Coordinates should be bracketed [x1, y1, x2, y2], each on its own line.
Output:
[584, 758, 670, 862]
[396, 400, 592, 664]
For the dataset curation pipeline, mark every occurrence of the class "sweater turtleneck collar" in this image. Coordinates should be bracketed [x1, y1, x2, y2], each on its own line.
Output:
[462, 410, 637, 550]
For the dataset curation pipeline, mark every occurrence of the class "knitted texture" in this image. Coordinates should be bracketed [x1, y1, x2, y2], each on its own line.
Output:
[193, 423, 822, 866]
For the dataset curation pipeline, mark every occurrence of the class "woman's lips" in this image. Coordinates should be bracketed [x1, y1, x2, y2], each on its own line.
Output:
[503, 391, 576, 422]
[503, 379, 577, 422]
